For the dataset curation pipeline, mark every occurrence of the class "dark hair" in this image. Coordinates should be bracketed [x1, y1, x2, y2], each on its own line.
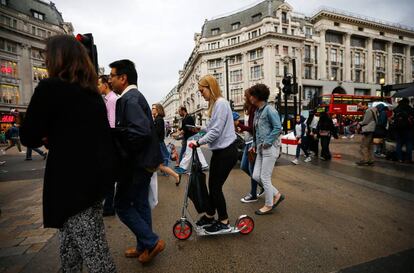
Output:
[109, 59, 137, 85]
[45, 35, 98, 92]
[249, 84, 270, 101]
[179, 106, 188, 113]
[98, 74, 112, 89]
[399, 97, 409, 105]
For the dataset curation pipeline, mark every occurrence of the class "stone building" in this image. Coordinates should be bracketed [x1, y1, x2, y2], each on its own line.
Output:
[177, 0, 414, 123]
[160, 85, 180, 127]
[0, 0, 72, 129]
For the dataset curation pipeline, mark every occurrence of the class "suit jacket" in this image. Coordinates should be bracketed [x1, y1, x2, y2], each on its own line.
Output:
[20, 78, 116, 228]
[114, 88, 162, 175]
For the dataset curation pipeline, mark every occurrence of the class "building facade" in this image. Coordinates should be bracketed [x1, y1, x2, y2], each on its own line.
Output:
[0, 0, 73, 129]
[177, 0, 414, 122]
[160, 85, 180, 127]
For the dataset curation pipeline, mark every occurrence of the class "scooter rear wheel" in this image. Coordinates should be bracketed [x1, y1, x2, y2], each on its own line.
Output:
[236, 216, 254, 235]
[173, 220, 193, 240]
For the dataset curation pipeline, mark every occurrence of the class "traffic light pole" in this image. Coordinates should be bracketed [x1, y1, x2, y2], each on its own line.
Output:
[284, 93, 288, 135]
[292, 58, 298, 125]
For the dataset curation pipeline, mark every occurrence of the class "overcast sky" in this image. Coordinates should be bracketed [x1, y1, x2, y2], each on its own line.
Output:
[52, 0, 414, 104]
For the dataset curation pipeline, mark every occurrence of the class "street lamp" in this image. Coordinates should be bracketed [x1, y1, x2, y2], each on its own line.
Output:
[379, 77, 385, 101]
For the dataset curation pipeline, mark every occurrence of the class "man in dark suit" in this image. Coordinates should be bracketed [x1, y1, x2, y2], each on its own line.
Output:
[109, 59, 165, 264]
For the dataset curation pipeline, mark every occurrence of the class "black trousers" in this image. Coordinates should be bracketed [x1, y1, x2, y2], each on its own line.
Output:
[206, 142, 238, 221]
[320, 136, 331, 160]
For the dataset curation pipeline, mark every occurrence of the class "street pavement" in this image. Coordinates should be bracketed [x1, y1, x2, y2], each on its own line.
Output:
[0, 137, 413, 273]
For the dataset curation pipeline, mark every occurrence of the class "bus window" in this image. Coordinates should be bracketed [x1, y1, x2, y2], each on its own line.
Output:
[353, 97, 363, 104]
[342, 97, 353, 104]
[333, 96, 342, 104]
[321, 96, 331, 105]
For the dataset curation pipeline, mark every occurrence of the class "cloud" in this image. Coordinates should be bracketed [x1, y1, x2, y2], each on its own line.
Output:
[52, 0, 414, 104]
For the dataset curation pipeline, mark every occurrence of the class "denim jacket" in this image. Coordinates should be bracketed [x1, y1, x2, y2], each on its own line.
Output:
[252, 103, 282, 148]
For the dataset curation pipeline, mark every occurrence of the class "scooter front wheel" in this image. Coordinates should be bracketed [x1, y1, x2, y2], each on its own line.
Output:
[173, 220, 193, 240]
[236, 216, 254, 235]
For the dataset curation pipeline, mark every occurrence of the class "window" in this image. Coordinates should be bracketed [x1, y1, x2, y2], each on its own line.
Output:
[250, 65, 264, 80]
[230, 69, 242, 83]
[31, 48, 44, 60]
[282, 12, 287, 24]
[0, 15, 16, 28]
[380, 31, 384, 36]
[276, 62, 280, 76]
[228, 54, 242, 65]
[208, 42, 220, 50]
[331, 67, 338, 80]
[249, 29, 261, 39]
[0, 39, 17, 53]
[305, 27, 312, 38]
[213, 73, 223, 85]
[249, 48, 263, 60]
[0, 84, 19, 104]
[330, 49, 337, 63]
[282, 28, 287, 34]
[355, 89, 370, 96]
[32, 11, 44, 20]
[351, 37, 365, 48]
[275, 45, 279, 55]
[228, 36, 240, 45]
[211, 28, 220, 36]
[304, 45, 311, 61]
[252, 13, 262, 22]
[326, 32, 343, 44]
[392, 44, 404, 54]
[232, 22, 240, 30]
[31, 26, 36, 35]
[283, 46, 288, 55]
[334, 22, 340, 26]
[33, 66, 48, 81]
[230, 88, 244, 105]
[354, 52, 361, 66]
[208, 59, 222, 68]
[358, 27, 364, 31]
[1, 0, 7, 6]
[373, 40, 386, 51]
[355, 70, 361, 82]
[0, 59, 18, 78]
[291, 29, 295, 35]
[37, 28, 46, 38]
[315, 46, 318, 63]
[304, 66, 312, 79]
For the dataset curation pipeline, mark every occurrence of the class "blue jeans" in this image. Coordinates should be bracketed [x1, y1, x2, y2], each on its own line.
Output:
[26, 147, 45, 159]
[395, 130, 413, 161]
[115, 168, 159, 251]
[179, 139, 187, 162]
[160, 142, 170, 166]
[240, 142, 261, 198]
[295, 137, 309, 158]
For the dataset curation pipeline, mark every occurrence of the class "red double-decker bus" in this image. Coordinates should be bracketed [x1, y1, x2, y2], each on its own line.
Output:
[318, 94, 391, 116]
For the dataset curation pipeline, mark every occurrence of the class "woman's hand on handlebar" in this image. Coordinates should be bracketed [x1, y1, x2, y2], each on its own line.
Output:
[188, 140, 200, 149]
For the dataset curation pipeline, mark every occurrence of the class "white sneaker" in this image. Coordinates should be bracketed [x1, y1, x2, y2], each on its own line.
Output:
[350, 135, 355, 139]
[341, 136, 348, 139]
[20, 151, 26, 153]
[0, 161, 5, 166]
[291, 158, 299, 165]
[304, 156, 312, 163]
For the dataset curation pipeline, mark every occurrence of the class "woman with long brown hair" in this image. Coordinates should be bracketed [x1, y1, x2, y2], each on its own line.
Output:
[152, 103, 181, 185]
[189, 75, 238, 234]
[236, 88, 264, 203]
[20, 35, 117, 272]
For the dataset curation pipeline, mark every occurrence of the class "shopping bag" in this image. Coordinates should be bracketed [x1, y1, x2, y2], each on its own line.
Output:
[148, 172, 158, 209]
[188, 149, 209, 214]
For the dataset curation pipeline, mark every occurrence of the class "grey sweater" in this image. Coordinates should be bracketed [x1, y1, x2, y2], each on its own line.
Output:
[198, 98, 236, 150]
[360, 107, 377, 133]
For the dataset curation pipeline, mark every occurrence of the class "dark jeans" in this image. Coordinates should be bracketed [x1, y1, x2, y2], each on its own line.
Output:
[395, 130, 413, 161]
[295, 136, 310, 158]
[309, 134, 319, 156]
[320, 136, 331, 160]
[103, 183, 115, 214]
[206, 143, 238, 221]
[5, 138, 22, 152]
[26, 147, 45, 159]
[240, 142, 262, 198]
[115, 168, 158, 251]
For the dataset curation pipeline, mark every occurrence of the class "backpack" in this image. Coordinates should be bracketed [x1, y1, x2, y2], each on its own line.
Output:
[394, 111, 414, 131]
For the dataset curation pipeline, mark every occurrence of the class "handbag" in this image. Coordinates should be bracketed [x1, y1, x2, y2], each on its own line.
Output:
[148, 173, 158, 209]
[248, 149, 256, 163]
[188, 148, 209, 214]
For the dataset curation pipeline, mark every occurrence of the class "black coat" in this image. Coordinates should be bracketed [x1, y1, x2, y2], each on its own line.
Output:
[20, 78, 116, 228]
[114, 88, 162, 175]
[154, 116, 165, 142]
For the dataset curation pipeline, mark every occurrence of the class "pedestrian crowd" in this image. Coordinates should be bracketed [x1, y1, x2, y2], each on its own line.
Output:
[5, 34, 413, 272]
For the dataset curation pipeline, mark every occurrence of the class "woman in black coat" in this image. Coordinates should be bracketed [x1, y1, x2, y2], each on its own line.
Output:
[316, 112, 338, 160]
[20, 35, 116, 273]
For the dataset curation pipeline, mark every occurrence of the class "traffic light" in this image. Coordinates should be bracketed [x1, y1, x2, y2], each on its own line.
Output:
[76, 33, 98, 74]
[282, 75, 292, 94]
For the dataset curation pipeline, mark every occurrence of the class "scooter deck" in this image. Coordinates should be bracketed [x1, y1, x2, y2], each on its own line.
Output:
[194, 226, 241, 236]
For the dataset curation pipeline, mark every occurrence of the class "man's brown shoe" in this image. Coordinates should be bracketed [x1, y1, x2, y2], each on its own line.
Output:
[138, 240, 166, 264]
[124, 247, 143, 258]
